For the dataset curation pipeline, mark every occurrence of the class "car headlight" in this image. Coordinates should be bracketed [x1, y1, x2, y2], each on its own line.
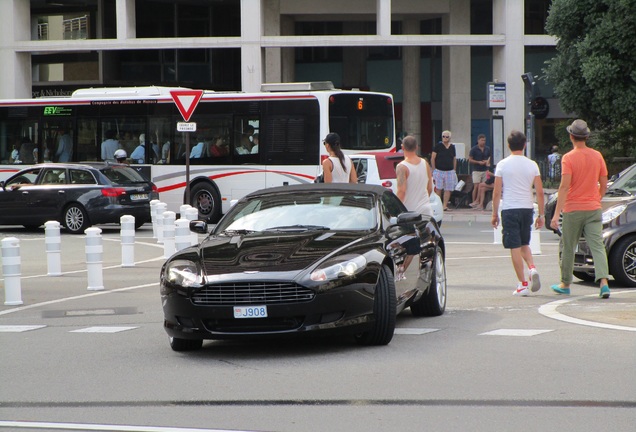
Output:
[310, 255, 367, 281]
[164, 259, 204, 288]
[602, 204, 627, 224]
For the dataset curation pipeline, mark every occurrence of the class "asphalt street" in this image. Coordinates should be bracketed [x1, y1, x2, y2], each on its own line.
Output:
[0, 218, 635, 432]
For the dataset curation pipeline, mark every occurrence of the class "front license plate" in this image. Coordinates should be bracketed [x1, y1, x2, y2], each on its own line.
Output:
[234, 305, 268, 319]
[130, 193, 149, 201]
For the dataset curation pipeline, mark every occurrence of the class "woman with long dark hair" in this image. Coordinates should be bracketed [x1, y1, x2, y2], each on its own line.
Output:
[322, 133, 357, 183]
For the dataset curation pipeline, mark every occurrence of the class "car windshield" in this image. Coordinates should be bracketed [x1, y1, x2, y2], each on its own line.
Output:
[216, 192, 377, 233]
[608, 164, 636, 195]
[100, 166, 147, 185]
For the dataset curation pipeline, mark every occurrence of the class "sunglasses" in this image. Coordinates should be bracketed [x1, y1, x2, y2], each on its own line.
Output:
[442, 135, 450, 138]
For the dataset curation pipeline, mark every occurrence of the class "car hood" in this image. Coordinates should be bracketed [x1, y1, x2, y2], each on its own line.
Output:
[199, 230, 368, 276]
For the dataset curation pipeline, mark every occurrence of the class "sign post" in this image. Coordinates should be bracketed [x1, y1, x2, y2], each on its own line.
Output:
[487, 82, 506, 164]
[170, 90, 203, 208]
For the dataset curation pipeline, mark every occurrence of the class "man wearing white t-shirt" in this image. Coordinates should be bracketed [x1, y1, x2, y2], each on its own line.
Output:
[491, 131, 545, 297]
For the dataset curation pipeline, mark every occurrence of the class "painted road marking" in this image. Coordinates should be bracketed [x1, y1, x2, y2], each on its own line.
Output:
[0, 325, 47, 332]
[480, 329, 554, 337]
[70, 326, 138, 333]
[0, 420, 252, 431]
[394, 328, 439, 335]
[538, 290, 636, 332]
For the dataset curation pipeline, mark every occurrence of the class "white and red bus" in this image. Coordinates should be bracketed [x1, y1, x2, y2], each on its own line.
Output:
[0, 82, 395, 221]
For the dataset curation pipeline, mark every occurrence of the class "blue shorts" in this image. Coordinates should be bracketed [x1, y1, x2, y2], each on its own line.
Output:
[501, 208, 534, 249]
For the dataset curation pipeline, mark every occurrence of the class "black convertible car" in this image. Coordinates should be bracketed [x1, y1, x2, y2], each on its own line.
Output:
[161, 183, 446, 351]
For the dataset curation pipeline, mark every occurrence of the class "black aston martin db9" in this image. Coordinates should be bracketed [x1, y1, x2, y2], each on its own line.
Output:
[160, 183, 446, 351]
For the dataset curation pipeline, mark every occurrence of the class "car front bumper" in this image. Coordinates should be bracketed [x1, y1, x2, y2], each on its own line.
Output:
[162, 280, 377, 340]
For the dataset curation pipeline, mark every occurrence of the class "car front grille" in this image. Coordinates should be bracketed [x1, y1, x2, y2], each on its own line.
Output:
[191, 282, 315, 306]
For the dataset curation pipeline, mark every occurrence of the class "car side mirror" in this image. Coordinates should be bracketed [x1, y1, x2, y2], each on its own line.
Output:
[396, 211, 423, 225]
[189, 220, 208, 234]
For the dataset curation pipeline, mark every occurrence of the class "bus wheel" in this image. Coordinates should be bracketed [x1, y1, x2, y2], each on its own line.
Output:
[190, 183, 221, 223]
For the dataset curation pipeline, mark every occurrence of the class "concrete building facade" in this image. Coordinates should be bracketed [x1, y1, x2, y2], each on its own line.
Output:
[0, 0, 560, 160]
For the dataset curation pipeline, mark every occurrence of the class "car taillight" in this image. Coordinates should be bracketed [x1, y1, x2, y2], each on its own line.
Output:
[381, 180, 393, 188]
[101, 188, 126, 197]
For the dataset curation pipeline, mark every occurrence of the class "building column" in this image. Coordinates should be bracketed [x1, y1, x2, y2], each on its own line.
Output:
[493, 0, 526, 158]
[240, 0, 263, 92]
[376, 0, 391, 37]
[0, 0, 31, 99]
[442, 0, 471, 158]
[280, 16, 295, 83]
[402, 19, 421, 149]
[116, 0, 136, 40]
[263, 0, 281, 83]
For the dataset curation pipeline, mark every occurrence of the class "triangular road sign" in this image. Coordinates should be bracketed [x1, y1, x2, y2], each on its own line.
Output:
[170, 90, 204, 122]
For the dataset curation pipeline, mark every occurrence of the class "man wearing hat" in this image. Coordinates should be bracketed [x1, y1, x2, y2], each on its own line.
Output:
[549, 119, 610, 299]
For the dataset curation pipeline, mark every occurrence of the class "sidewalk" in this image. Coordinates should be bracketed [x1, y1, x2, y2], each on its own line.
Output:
[444, 188, 557, 223]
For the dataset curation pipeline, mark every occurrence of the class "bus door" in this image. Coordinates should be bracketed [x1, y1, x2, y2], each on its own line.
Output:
[41, 120, 74, 163]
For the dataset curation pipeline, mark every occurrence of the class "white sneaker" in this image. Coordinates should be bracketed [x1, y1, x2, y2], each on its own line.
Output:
[529, 268, 541, 292]
[513, 283, 530, 296]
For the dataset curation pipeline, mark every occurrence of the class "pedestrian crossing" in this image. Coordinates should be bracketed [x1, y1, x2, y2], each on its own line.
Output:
[0, 325, 555, 336]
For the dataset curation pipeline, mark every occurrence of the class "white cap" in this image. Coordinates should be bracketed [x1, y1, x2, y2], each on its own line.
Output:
[114, 149, 127, 159]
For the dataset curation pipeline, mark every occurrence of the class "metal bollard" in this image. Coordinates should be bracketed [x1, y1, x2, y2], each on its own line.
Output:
[155, 202, 167, 244]
[162, 211, 176, 259]
[150, 199, 160, 239]
[175, 218, 191, 252]
[2, 237, 23, 306]
[85, 227, 104, 291]
[185, 207, 200, 246]
[120, 215, 135, 267]
[45, 220, 62, 276]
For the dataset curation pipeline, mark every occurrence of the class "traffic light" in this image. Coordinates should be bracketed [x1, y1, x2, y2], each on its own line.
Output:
[521, 72, 540, 100]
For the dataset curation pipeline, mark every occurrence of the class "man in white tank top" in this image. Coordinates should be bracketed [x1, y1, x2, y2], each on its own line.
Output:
[396, 135, 433, 217]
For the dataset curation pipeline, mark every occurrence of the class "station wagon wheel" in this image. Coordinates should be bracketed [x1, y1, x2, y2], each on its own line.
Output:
[609, 234, 636, 287]
[190, 183, 222, 223]
[63, 203, 90, 234]
[169, 336, 203, 352]
[355, 264, 396, 346]
[411, 246, 447, 317]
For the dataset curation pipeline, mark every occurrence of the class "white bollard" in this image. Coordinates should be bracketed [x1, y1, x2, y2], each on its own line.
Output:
[120, 215, 135, 267]
[530, 203, 542, 255]
[162, 211, 176, 259]
[155, 202, 167, 244]
[2, 237, 23, 306]
[185, 207, 199, 246]
[45, 220, 62, 276]
[179, 204, 192, 219]
[150, 200, 160, 239]
[493, 200, 503, 244]
[85, 227, 104, 291]
[175, 218, 191, 252]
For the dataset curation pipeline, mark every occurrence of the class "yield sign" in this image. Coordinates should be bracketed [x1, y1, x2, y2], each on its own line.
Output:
[170, 89, 204, 122]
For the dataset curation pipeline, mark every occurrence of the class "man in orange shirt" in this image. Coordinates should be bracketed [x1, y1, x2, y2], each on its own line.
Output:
[549, 119, 610, 298]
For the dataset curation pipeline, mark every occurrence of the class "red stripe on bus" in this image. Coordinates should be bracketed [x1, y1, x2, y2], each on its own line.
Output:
[156, 169, 315, 193]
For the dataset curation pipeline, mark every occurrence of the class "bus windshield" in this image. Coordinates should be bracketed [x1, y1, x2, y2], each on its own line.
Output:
[328, 93, 394, 151]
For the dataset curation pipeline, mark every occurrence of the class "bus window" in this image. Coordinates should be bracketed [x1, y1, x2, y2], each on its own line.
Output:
[235, 119, 258, 156]
[150, 117, 172, 164]
[76, 118, 98, 162]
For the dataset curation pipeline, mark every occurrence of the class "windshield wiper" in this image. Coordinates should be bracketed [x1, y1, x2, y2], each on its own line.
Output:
[605, 188, 632, 197]
[266, 225, 330, 232]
